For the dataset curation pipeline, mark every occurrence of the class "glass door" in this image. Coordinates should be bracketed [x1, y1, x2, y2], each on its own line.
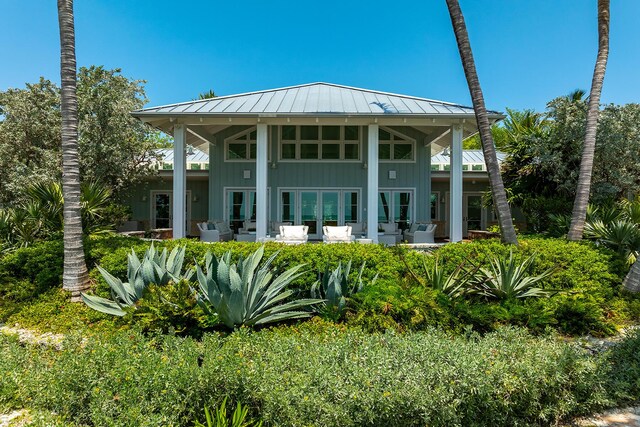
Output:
[321, 191, 339, 227]
[464, 194, 484, 236]
[300, 191, 318, 237]
[153, 192, 171, 229]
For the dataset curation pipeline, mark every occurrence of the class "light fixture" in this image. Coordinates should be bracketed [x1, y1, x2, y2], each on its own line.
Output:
[192, 195, 199, 202]
[141, 195, 148, 202]
[270, 162, 277, 169]
[186, 145, 195, 156]
[363, 162, 368, 169]
[442, 147, 450, 157]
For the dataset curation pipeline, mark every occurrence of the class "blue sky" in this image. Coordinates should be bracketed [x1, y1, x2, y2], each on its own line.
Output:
[1, 0, 638, 112]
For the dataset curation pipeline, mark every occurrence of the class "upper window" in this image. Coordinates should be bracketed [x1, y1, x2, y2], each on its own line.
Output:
[279, 125, 361, 161]
[225, 127, 269, 162]
[378, 127, 415, 162]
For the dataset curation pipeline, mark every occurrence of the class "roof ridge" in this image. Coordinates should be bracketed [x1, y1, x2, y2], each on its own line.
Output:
[134, 82, 481, 113]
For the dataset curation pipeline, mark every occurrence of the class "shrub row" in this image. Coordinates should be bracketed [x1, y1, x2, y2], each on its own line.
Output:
[3, 323, 640, 426]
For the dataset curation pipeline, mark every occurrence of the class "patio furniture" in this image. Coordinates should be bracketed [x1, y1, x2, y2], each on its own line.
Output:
[322, 225, 355, 243]
[346, 222, 366, 236]
[197, 221, 234, 242]
[238, 220, 256, 235]
[275, 225, 309, 244]
[355, 238, 373, 244]
[236, 232, 256, 242]
[403, 222, 437, 244]
[270, 221, 292, 235]
[378, 222, 402, 243]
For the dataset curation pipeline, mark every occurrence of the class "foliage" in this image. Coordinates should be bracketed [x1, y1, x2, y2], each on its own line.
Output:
[501, 97, 640, 232]
[311, 260, 376, 321]
[2, 324, 634, 426]
[195, 246, 321, 329]
[584, 198, 640, 264]
[195, 398, 263, 427]
[420, 256, 473, 299]
[82, 244, 191, 316]
[474, 251, 555, 300]
[0, 180, 117, 252]
[0, 68, 159, 207]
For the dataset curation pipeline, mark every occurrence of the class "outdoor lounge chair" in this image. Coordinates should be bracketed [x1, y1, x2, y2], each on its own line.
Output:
[378, 222, 402, 244]
[275, 225, 309, 244]
[197, 221, 234, 242]
[322, 225, 355, 243]
[403, 222, 437, 244]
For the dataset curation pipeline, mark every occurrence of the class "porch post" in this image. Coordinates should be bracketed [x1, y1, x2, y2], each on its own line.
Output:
[256, 123, 268, 240]
[450, 124, 463, 242]
[367, 124, 379, 243]
[173, 124, 187, 239]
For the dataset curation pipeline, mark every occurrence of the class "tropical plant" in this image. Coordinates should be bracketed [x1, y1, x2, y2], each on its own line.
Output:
[474, 251, 555, 300]
[567, 0, 610, 240]
[422, 257, 474, 299]
[195, 246, 321, 329]
[311, 261, 376, 321]
[58, 0, 90, 300]
[445, 0, 518, 245]
[81, 244, 191, 316]
[195, 398, 262, 427]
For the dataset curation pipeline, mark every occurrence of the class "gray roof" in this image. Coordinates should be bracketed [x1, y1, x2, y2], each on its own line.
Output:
[134, 82, 501, 118]
[431, 149, 506, 165]
[156, 148, 208, 164]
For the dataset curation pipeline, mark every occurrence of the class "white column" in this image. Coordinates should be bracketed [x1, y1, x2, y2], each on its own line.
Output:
[173, 124, 187, 239]
[450, 124, 463, 242]
[367, 124, 379, 243]
[256, 123, 268, 240]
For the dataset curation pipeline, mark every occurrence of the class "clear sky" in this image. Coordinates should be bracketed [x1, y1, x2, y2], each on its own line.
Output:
[1, 0, 638, 113]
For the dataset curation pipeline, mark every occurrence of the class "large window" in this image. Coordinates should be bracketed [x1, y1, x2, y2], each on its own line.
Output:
[378, 189, 414, 229]
[378, 127, 415, 162]
[224, 128, 270, 162]
[279, 125, 361, 161]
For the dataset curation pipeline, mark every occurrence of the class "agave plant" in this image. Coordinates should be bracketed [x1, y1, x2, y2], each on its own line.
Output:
[422, 257, 475, 299]
[81, 244, 191, 316]
[474, 251, 554, 300]
[195, 246, 321, 329]
[311, 261, 376, 321]
[585, 219, 640, 264]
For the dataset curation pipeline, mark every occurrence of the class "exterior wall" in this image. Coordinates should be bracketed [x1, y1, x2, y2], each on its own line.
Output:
[208, 125, 432, 226]
[123, 177, 209, 236]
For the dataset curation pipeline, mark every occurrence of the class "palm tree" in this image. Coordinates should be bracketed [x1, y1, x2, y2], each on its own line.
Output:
[567, 0, 610, 241]
[445, 0, 518, 245]
[58, 0, 90, 301]
[624, 260, 640, 293]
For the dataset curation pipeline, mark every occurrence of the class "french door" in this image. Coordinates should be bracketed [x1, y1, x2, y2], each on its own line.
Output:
[444, 192, 485, 237]
[224, 188, 270, 232]
[151, 191, 191, 232]
[279, 189, 360, 239]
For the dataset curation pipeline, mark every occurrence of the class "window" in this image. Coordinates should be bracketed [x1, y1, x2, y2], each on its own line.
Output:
[278, 126, 361, 161]
[224, 128, 268, 162]
[225, 188, 270, 232]
[378, 189, 414, 229]
[430, 192, 439, 221]
[378, 127, 415, 161]
[431, 164, 440, 171]
[472, 164, 484, 171]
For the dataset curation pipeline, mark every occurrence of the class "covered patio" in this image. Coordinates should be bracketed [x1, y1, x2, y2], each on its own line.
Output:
[132, 83, 502, 243]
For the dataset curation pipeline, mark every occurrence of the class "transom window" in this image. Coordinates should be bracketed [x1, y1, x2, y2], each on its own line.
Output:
[378, 127, 415, 162]
[279, 125, 361, 161]
[224, 127, 270, 162]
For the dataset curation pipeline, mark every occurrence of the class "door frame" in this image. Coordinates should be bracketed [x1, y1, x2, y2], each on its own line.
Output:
[150, 190, 191, 232]
[445, 191, 486, 237]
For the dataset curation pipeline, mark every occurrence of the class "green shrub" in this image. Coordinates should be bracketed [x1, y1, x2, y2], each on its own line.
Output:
[0, 324, 625, 427]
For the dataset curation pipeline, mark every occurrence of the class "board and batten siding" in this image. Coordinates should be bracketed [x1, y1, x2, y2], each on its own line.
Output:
[207, 125, 434, 223]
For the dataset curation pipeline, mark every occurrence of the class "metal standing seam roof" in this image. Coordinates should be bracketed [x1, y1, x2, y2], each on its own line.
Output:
[133, 82, 502, 118]
[156, 148, 209, 164]
[431, 150, 506, 166]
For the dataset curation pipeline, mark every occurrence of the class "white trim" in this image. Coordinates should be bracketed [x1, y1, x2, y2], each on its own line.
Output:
[278, 125, 362, 162]
[378, 126, 416, 163]
[450, 124, 463, 242]
[150, 190, 192, 232]
[173, 124, 187, 238]
[223, 126, 272, 162]
[367, 124, 379, 242]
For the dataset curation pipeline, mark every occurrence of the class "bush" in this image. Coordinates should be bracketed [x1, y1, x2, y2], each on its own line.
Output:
[0, 324, 625, 427]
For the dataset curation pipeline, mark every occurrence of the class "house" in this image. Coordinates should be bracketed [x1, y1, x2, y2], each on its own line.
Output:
[129, 82, 511, 242]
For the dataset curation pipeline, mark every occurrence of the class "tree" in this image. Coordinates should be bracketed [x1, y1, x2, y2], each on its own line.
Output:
[567, 0, 610, 240]
[198, 89, 216, 99]
[58, 0, 89, 300]
[445, 0, 518, 244]
[0, 79, 61, 206]
[77, 66, 158, 200]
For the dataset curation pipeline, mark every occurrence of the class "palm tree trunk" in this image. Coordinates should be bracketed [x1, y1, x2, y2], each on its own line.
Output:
[567, 0, 610, 241]
[623, 259, 640, 293]
[58, 0, 89, 301]
[445, 0, 518, 245]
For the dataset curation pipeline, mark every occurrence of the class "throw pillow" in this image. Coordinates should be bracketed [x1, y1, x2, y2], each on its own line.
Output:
[206, 222, 216, 230]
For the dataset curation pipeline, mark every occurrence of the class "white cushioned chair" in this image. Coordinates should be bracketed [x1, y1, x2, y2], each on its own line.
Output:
[275, 225, 309, 244]
[270, 221, 292, 235]
[403, 222, 437, 243]
[322, 225, 355, 243]
[238, 220, 257, 235]
[346, 222, 366, 236]
[197, 221, 234, 242]
[378, 222, 402, 243]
